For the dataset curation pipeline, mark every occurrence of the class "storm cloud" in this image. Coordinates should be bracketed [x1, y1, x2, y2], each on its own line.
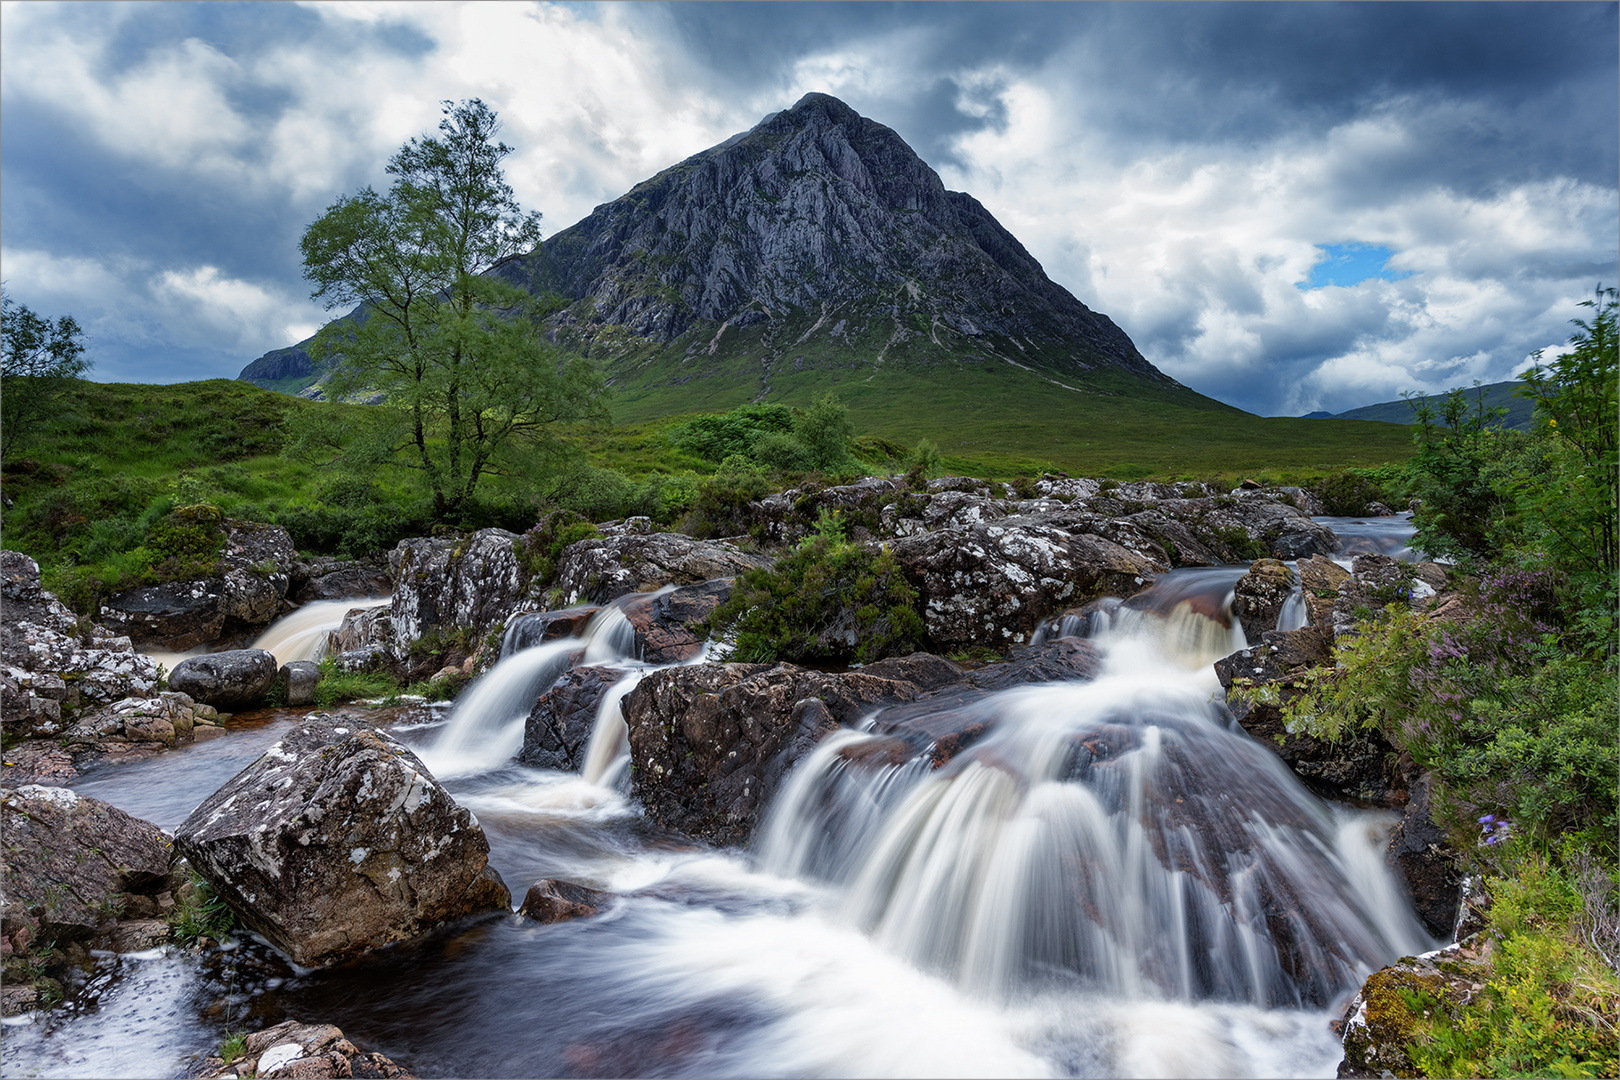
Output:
[2, 1, 1614, 414]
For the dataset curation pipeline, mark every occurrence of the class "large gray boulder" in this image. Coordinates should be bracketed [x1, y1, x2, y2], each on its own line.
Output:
[174, 717, 510, 968]
[1232, 558, 1295, 640]
[891, 519, 1161, 650]
[387, 529, 526, 656]
[168, 648, 278, 708]
[552, 532, 772, 607]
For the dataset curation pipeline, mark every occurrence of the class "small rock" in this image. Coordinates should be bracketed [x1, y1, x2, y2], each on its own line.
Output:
[281, 661, 320, 706]
[519, 879, 610, 924]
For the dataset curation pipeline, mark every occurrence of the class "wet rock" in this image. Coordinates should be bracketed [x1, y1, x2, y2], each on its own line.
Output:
[331, 604, 393, 655]
[623, 661, 943, 846]
[963, 638, 1102, 691]
[616, 577, 735, 664]
[292, 561, 393, 604]
[519, 665, 628, 771]
[1148, 494, 1339, 562]
[281, 661, 321, 706]
[174, 717, 511, 968]
[1337, 936, 1493, 1078]
[388, 529, 527, 657]
[519, 879, 610, 923]
[503, 606, 600, 652]
[1387, 772, 1463, 939]
[1214, 627, 1404, 805]
[169, 649, 279, 708]
[100, 578, 228, 651]
[552, 532, 771, 607]
[0, 785, 181, 977]
[891, 520, 1158, 651]
[189, 1018, 413, 1079]
[1297, 554, 1350, 627]
[1232, 558, 1295, 640]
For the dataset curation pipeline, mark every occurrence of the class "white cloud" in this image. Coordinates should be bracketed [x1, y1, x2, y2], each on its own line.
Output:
[937, 74, 1619, 414]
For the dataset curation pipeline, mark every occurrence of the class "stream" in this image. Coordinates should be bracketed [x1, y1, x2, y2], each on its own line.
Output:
[1, 516, 1433, 1079]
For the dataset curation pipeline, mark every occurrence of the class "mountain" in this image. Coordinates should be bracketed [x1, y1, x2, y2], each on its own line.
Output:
[1305, 381, 1533, 431]
[239, 93, 1418, 471]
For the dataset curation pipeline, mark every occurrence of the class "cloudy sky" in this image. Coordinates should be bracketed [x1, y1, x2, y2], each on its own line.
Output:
[3, 1, 1615, 416]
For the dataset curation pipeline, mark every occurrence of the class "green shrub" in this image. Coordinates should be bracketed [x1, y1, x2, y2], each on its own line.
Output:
[515, 510, 601, 591]
[794, 393, 856, 472]
[710, 510, 925, 664]
[750, 430, 815, 473]
[682, 455, 773, 538]
[1315, 469, 1384, 516]
[169, 874, 235, 945]
[313, 657, 398, 707]
[668, 403, 796, 462]
[904, 438, 943, 482]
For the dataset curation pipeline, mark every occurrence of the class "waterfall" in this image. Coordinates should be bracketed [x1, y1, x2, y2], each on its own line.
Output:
[755, 600, 1430, 1008]
[248, 598, 389, 666]
[1277, 585, 1309, 631]
[579, 672, 646, 787]
[422, 605, 643, 779]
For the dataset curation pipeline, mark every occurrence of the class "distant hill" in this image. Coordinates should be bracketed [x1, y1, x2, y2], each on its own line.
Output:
[1307, 381, 1534, 431]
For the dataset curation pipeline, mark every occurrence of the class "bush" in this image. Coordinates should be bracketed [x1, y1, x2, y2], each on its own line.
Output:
[904, 438, 943, 483]
[1315, 469, 1384, 516]
[668, 403, 796, 462]
[710, 510, 925, 664]
[795, 393, 856, 472]
[515, 510, 601, 591]
[682, 455, 773, 538]
[750, 431, 815, 473]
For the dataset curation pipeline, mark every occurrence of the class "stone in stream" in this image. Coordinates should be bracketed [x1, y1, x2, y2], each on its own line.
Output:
[188, 1018, 413, 1079]
[1232, 558, 1295, 640]
[174, 716, 511, 968]
[519, 879, 611, 924]
[280, 660, 320, 706]
[1, 785, 188, 1013]
[520, 665, 628, 771]
[168, 648, 279, 708]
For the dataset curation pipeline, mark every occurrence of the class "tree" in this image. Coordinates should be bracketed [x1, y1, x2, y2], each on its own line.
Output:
[1, 288, 90, 462]
[296, 99, 605, 519]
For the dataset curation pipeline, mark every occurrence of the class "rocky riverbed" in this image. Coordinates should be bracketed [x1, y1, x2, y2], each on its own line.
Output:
[1, 476, 1469, 1077]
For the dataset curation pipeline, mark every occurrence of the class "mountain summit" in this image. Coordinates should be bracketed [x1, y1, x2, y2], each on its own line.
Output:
[494, 92, 1161, 382]
[243, 93, 1195, 430]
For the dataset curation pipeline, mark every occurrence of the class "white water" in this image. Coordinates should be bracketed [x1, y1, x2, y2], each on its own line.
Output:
[248, 598, 389, 666]
[419, 606, 643, 779]
[27, 520, 1440, 1078]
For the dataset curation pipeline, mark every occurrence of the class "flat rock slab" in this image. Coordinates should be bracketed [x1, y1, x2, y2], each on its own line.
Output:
[174, 716, 510, 968]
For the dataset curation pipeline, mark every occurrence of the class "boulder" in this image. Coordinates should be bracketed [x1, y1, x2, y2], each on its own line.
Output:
[169, 649, 279, 708]
[503, 606, 600, 653]
[615, 577, 735, 664]
[219, 521, 298, 625]
[388, 529, 527, 658]
[519, 879, 610, 924]
[188, 1019, 413, 1080]
[174, 717, 511, 968]
[622, 660, 950, 847]
[1232, 558, 1295, 640]
[0, 786, 183, 952]
[519, 665, 628, 772]
[331, 604, 393, 655]
[891, 520, 1159, 651]
[1297, 554, 1350, 627]
[552, 532, 772, 607]
[281, 660, 320, 707]
[291, 560, 394, 604]
[1214, 627, 1403, 805]
[64, 691, 199, 754]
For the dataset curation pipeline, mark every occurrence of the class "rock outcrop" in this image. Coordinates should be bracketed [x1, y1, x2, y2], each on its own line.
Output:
[1232, 558, 1295, 640]
[1336, 936, 1495, 1079]
[98, 521, 298, 650]
[387, 529, 527, 658]
[551, 533, 771, 607]
[174, 717, 511, 968]
[1, 786, 186, 1013]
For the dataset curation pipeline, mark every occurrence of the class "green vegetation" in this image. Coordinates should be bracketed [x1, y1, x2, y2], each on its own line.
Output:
[295, 98, 607, 518]
[169, 874, 235, 946]
[312, 657, 400, 708]
[1, 287, 91, 463]
[710, 510, 924, 665]
[1281, 288, 1618, 1077]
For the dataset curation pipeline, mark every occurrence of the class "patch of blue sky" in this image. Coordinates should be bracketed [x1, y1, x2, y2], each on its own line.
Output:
[1298, 243, 1415, 290]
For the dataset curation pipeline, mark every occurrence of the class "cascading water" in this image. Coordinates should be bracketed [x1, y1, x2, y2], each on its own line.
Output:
[249, 598, 390, 666]
[420, 606, 641, 779]
[756, 591, 1430, 1010]
[1277, 586, 1309, 632]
